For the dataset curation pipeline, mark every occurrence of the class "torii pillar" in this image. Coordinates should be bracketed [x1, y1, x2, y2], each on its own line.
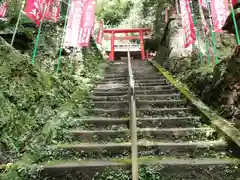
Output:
[110, 31, 115, 61]
[139, 30, 145, 60]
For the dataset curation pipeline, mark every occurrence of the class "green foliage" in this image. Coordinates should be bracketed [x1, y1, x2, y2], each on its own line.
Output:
[93, 165, 164, 180]
[96, 0, 133, 26]
[0, 37, 78, 161]
[0, 37, 106, 179]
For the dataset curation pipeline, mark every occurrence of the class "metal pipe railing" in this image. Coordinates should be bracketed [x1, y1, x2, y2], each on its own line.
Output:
[127, 48, 138, 180]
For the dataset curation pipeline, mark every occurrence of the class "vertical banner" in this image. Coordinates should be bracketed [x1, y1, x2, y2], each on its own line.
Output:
[97, 19, 104, 44]
[0, 1, 8, 18]
[179, 0, 196, 47]
[45, 0, 60, 22]
[78, 0, 96, 47]
[210, 0, 229, 32]
[232, 0, 238, 7]
[199, 0, 208, 33]
[24, 0, 52, 26]
[199, 0, 208, 9]
[64, 0, 84, 47]
[165, 7, 169, 24]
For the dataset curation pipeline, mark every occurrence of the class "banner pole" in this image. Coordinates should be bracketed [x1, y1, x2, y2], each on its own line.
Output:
[32, 1, 48, 64]
[11, 1, 25, 46]
[206, 0, 218, 64]
[229, 0, 240, 45]
[189, 0, 204, 64]
[56, 0, 71, 73]
[197, 0, 211, 64]
[69, 47, 76, 74]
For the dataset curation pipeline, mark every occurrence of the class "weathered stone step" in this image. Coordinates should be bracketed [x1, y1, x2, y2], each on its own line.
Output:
[56, 139, 228, 158]
[136, 93, 181, 100]
[94, 83, 174, 91]
[136, 99, 187, 108]
[137, 107, 192, 116]
[87, 107, 192, 117]
[72, 117, 129, 130]
[103, 74, 163, 79]
[133, 72, 163, 76]
[69, 127, 215, 143]
[93, 88, 178, 96]
[90, 93, 181, 101]
[137, 116, 202, 128]
[135, 82, 170, 86]
[98, 81, 168, 87]
[95, 84, 173, 91]
[42, 158, 240, 180]
[135, 88, 178, 94]
[101, 78, 167, 84]
[93, 90, 128, 96]
[72, 116, 203, 129]
[137, 127, 216, 141]
[87, 108, 128, 117]
[106, 71, 128, 75]
[101, 77, 128, 82]
[89, 99, 187, 109]
[70, 129, 130, 143]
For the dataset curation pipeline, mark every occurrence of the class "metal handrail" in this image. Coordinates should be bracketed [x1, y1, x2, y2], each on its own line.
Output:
[127, 48, 138, 180]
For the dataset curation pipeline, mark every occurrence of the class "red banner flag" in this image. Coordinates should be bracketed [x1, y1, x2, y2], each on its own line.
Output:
[0, 1, 8, 18]
[45, 0, 60, 22]
[180, 0, 196, 47]
[199, 0, 208, 9]
[24, 0, 52, 26]
[97, 19, 104, 44]
[210, 0, 229, 32]
[78, 0, 96, 47]
[232, 0, 238, 7]
[64, 0, 84, 47]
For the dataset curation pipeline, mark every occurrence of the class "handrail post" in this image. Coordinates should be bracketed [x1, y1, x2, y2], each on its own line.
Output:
[127, 47, 138, 180]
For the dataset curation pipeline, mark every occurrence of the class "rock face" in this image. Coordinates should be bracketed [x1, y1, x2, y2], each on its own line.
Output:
[158, 16, 236, 73]
[207, 48, 240, 128]
[157, 16, 204, 73]
[157, 15, 240, 128]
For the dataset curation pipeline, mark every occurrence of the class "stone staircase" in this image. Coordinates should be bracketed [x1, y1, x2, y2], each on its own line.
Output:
[42, 60, 239, 180]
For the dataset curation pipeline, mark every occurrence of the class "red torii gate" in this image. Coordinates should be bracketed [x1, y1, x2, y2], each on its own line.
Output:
[103, 28, 151, 61]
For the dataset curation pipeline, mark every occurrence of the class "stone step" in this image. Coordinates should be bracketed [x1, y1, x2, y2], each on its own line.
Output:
[87, 107, 192, 117]
[101, 78, 167, 84]
[69, 127, 215, 143]
[135, 82, 170, 86]
[89, 99, 187, 109]
[95, 84, 173, 91]
[93, 90, 128, 96]
[69, 129, 130, 143]
[137, 127, 216, 142]
[90, 93, 181, 101]
[56, 139, 228, 159]
[106, 71, 128, 75]
[136, 93, 181, 100]
[98, 81, 169, 86]
[136, 99, 188, 108]
[137, 107, 192, 116]
[42, 158, 240, 180]
[87, 108, 129, 117]
[93, 88, 178, 96]
[72, 116, 203, 129]
[136, 116, 203, 128]
[71, 117, 129, 130]
[103, 74, 163, 79]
